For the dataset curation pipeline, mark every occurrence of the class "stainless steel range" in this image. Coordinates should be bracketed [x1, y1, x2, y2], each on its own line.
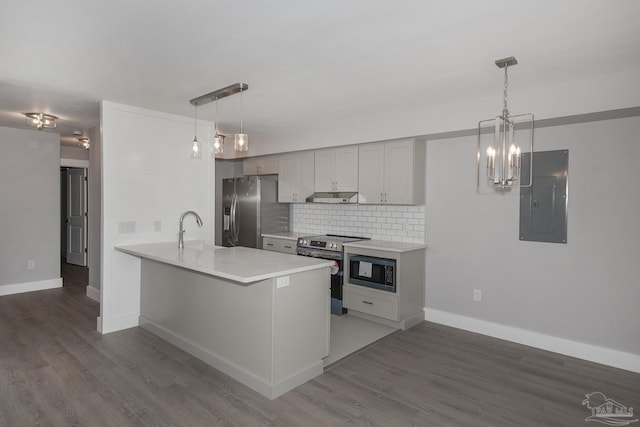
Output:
[297, 234, 369, 315]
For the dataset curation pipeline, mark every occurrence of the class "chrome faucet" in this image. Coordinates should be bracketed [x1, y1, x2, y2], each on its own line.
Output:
[178, 210, 203, 251]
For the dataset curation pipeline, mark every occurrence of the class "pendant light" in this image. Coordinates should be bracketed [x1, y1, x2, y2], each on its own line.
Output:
[234, 84, 248, 152]
[190, 104, 201, 159]
[212, 99, 224, 156]
[188, 83, 249, 156]
[477, 56, 533, 190]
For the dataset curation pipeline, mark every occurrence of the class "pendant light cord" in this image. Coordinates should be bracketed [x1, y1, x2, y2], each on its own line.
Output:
[215, 98, 219, 134]
[194, 104, 198, 140]
[239, 84, 244, 133]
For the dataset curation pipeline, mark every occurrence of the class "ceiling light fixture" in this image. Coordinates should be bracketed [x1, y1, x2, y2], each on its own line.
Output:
[78, 137, 90, 150]
[234, 84, 248, 152]
[189, 83, 249, 156]
[190, 104, 201, 159]
[24, 112, 58, 130]
[477, 56, 533, 190]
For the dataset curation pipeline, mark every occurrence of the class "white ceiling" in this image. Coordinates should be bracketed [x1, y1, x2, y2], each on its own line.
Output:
[1, 0, 639, 149]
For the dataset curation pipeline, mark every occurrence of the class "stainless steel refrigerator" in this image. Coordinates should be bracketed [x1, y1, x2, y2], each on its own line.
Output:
[221, 175, 291, 248]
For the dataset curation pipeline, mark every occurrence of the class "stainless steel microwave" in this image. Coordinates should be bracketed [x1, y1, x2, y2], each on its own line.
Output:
[348, 255, 396, 293]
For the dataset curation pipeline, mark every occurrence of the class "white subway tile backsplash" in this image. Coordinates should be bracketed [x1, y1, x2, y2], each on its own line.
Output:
[292, 204, 425, 244]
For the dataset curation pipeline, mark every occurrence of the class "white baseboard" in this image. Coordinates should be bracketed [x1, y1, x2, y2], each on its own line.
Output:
[99, 312, 139, 334]
[0, 278, 62, 296]
[139, 316, 323, 399]
[86, 286, 100, 302]
[424, 308, 640, 374]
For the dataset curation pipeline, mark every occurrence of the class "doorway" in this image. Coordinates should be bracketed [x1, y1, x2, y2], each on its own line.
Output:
[60, 167, 88, 267]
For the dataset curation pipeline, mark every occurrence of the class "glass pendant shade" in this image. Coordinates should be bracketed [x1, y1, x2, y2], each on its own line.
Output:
[212, 131, 224, 156]
[234, 133, 248, 152]
[191, 136, 201, 159]
[190, 104, 201, 159]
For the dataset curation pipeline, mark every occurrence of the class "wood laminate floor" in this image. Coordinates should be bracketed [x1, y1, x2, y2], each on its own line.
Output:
[1, 265, 638, 426]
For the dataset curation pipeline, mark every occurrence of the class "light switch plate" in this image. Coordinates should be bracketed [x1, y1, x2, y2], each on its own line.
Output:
[118, 221, 136, 234]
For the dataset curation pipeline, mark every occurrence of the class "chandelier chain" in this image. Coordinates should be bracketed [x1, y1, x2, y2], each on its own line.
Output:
[503, 65, 509, 116]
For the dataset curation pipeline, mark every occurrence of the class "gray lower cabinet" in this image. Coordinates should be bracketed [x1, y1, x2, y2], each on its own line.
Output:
[139, 258, 330, 399]
[262, 236, 297, 255]
[343, 243, 425, 330]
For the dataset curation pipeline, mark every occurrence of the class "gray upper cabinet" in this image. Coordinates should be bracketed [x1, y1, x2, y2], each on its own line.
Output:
[243, 155, 279, 175]
[358, 138, 425, 205]
[314, 146, 358, 192]
[278, 151, 315, 203]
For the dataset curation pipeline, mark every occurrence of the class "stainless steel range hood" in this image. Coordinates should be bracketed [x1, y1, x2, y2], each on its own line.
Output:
[306, 192, 358, 204]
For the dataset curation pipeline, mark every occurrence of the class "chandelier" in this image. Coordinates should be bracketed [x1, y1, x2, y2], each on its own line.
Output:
[477, 56, 533, 190]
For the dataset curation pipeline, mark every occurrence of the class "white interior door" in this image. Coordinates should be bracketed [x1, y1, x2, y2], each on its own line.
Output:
[67, 168, 87, 266]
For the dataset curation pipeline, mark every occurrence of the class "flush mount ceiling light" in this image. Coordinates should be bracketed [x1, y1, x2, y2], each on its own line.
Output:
[477, 56, 533, 190]
[24, 112, 58, 130]
[189, 83, 249, 156]
[78, 137, 90, 150]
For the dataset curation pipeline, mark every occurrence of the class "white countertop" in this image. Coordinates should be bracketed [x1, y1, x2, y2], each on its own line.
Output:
[343, 239, 427, 253]
[115, 241, 332, 284]
[261, 231, 303, 241]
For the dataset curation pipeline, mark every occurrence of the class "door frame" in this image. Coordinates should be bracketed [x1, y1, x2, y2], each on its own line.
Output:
[65, 167, 88, 266]
[60, 158, 90, 268]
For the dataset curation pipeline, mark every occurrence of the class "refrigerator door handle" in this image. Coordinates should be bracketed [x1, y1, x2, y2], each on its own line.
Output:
[229, 194, 235, 245]
[231, 193, 239, 245]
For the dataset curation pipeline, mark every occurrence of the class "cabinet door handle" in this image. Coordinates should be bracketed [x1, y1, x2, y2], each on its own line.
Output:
[266, 243, 274, 246]
[362, 300, 373, 305]
[283, 245, 292, 249]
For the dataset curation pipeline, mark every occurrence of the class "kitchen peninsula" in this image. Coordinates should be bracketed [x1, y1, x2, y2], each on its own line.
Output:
[115, 242, 333, 399]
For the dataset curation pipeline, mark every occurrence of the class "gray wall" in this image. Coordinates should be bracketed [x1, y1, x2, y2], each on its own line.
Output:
[60, 144, 89, 161]
[0, 126, 60, 287]
[214, 159, 243, 246]
[425, 116, 640, 355]
[88, 126, 101, 292]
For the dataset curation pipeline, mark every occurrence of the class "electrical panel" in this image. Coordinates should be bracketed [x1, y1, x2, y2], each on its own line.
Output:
[519, 150, 568, 243]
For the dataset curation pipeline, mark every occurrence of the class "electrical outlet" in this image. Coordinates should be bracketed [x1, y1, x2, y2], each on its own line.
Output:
[27, 260, 35, 270]
[276, 276, 290, 288]
[154, 220, 162, 232]
[473, 289, 482, 302]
